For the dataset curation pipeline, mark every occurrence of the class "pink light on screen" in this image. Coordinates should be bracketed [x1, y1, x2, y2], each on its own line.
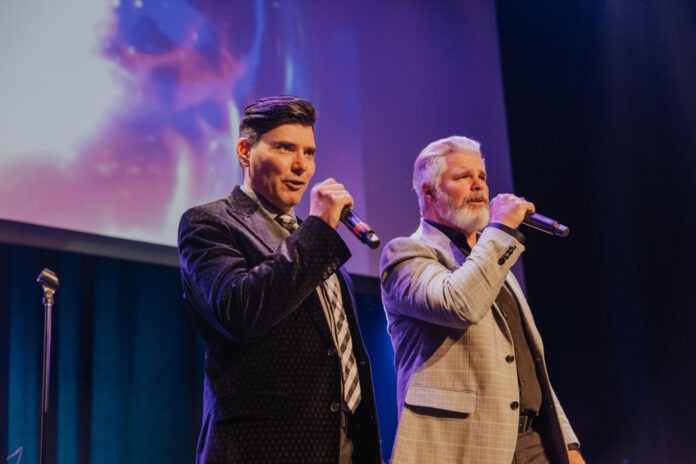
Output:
[0, 0, 247, 246]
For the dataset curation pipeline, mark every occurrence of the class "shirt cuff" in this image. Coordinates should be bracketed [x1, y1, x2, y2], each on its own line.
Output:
[486, 222, 526, 244]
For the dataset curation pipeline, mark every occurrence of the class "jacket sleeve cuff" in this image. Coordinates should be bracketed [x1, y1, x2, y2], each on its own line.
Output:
[486, 222, 526, 244]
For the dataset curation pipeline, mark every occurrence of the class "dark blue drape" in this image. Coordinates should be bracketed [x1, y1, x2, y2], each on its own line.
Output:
[0, 243, 396, 463]
[1, 243, 204, 463]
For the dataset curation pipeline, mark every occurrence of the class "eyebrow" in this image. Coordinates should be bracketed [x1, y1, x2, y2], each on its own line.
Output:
[453, 168, 486, 177]
[268, 139, 316, 153]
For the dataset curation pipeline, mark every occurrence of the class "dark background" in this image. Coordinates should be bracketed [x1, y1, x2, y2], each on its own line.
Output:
[497, 1, 696, 463]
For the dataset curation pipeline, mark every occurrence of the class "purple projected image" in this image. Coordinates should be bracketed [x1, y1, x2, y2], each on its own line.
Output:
[1, 0, 508, 278]
[0, 0, 314, 247]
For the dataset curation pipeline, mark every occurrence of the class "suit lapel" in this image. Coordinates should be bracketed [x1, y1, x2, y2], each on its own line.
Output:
[313, 267, 359, 347]
[225, 186, 285, 253]
[306, 266, 362, 350]
[306, 287, 335, 347]
[229, 187, 337, 346]
[416, 221, 467, 267]
[492, 300, 514, 344]
[505, 273, 544, 355]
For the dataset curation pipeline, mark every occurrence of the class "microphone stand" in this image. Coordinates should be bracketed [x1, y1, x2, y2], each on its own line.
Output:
[36, 268, 59, 464]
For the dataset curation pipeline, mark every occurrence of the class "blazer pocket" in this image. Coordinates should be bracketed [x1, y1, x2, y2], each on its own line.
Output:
[213, 392, 289, 423]
[405, 385, 476, 414]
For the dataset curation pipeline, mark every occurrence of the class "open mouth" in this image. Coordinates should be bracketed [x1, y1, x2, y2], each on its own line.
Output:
[284, 180, 305, 190]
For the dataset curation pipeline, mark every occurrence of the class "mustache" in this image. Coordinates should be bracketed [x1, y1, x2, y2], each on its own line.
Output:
[464, 194, 489, 204]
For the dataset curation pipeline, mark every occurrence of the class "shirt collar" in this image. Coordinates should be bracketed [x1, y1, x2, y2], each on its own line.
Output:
[239, 184, 297, 222]
[424, 219, 473, 254]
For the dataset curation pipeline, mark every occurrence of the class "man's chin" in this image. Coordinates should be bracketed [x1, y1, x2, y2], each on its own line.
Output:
[279, 194, 303, 210]
[457, 212, 490, 232]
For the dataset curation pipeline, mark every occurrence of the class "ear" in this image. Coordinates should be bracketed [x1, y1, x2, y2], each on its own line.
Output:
[236, 138, 251, 167]
[420, 183, 439, 221]
[422, 183, 435, 202]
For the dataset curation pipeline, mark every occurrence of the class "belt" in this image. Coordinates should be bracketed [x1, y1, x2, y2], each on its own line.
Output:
[518, 411, 536, 433]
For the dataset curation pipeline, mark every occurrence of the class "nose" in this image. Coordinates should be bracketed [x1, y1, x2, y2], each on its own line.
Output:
[472, 178, 484, 191]
[291, 151, 309, 173]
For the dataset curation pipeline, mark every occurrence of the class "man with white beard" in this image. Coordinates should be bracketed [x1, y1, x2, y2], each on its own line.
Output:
[380, 136, 584, 464]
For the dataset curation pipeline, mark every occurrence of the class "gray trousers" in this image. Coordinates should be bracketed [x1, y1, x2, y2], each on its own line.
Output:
[512, 430, 551, 464]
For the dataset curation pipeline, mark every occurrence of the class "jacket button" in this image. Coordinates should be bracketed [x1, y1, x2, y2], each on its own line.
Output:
[510, 401, 520, 410]
[327, 348, 337, 357]
[506, 354, 515, 363]
[498, 258, 506, 265]
[330, 402, 340, 412]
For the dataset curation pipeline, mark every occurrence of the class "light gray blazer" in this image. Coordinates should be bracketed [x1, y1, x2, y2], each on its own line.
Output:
[380, 220, 579, 463]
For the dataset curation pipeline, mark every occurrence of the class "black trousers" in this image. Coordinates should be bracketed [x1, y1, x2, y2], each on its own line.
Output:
[339, 411, 354, 464]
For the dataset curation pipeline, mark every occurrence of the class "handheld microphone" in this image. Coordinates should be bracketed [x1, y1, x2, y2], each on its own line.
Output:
[340, 207, 381, 249]
[522, 212, 570, 237]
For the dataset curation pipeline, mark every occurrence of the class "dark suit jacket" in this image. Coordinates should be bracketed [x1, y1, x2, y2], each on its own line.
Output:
[178, 186, 381, 463]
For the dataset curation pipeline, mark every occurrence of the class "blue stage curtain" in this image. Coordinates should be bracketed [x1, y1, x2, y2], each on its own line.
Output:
[0, 243, 396, 463]
[1, 243, 203, 464]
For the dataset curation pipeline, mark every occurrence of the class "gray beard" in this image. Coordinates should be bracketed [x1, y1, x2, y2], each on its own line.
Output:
[435, 193, 490, 234]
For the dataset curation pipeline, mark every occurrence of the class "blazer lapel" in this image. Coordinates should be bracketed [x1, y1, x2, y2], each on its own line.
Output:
[228, 187, 337, 345]
[225, 186, 285, 253]
[506, 273, 545, 355]
[416, 221, 467, 268]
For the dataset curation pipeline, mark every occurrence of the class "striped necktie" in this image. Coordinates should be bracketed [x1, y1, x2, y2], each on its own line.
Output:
[323, 273, 362, 412]
[276, 214, 362, 412]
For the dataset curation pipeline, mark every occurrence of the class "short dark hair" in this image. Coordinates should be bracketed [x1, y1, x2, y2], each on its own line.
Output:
[239, 96, 317, 146]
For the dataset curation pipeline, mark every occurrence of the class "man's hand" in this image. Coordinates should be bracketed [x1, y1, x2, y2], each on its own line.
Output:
[489, 193, 535, 229]
[309, 178, 354, 229]
[569, 449, 586, 464]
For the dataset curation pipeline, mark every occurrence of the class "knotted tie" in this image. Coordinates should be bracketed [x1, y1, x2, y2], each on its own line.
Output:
[275, 214, 362, 412]
[276, 213, 299, 232]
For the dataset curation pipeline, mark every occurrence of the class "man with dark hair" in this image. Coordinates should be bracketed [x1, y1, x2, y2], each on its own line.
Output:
[178, 96, 382, 463]
[380, 135, 583, 464]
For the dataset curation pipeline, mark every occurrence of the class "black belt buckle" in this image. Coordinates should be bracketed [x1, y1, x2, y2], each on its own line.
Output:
[518, 411, 535, 433]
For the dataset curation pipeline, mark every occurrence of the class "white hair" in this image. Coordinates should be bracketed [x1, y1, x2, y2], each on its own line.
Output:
[412, 135, 484, 215]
